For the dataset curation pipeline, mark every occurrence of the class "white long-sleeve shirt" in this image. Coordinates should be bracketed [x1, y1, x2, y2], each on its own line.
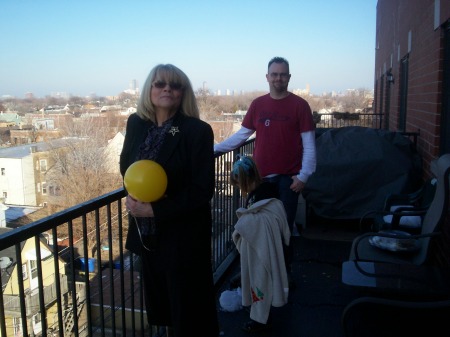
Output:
[214, 127, 316, 183]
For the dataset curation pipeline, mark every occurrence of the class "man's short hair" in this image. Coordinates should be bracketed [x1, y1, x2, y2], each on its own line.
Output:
[268, 57, 289, 72]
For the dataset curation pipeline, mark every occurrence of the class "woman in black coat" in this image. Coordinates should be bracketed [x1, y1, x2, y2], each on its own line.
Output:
[120, 64, 219, 337]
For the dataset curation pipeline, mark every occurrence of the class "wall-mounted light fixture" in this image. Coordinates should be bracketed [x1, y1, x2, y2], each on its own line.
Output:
[387, 71, 394, 84]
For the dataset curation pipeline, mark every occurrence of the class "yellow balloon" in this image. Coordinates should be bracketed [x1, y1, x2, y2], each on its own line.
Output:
[124, 160, 168, 202]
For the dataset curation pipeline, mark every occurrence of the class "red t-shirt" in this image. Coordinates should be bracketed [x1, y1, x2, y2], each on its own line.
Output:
[242, 93, 315, 177]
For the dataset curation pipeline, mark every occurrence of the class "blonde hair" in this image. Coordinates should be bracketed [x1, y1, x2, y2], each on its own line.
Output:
[230, 155, 262, 195]
[137, 64, 199, 123]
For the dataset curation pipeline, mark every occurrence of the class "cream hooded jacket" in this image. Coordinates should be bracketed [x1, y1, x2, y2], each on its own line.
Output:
[232, 198, 291, 324]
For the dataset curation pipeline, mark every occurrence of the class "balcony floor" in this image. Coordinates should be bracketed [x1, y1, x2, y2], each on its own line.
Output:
[216, 220, 364, 337]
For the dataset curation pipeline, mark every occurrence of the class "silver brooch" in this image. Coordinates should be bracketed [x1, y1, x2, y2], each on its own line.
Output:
[168, 126, 179, 136]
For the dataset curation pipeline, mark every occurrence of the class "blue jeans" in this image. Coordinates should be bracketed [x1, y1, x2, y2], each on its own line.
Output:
[263, 174, 299, 231]
[263, 174, 299, 272]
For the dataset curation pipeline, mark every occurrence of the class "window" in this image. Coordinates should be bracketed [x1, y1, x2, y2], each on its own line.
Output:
[0, 168, 5, 175]
[42, 182, 47, 195]
[383, 72, 391, 130]
[39, 159, 47, 172]
[441, 21, 450, 155]
[22, 263, 28, 280]
[33, 313, 41, 324]
[30, 260, 37, 279]
[13, 317, 22, 336]
[2, 192, 6, 199]
[398, 55, 409, 131]
[32, 312, 42, 335]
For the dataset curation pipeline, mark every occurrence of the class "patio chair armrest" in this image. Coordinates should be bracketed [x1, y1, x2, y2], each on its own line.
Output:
[358, 209, 391, 229]
[384, 194, 420, 209]
[389, 207, 427, 227]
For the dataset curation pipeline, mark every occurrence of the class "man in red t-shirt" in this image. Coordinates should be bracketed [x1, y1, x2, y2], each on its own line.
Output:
[215, 56, 317, 277]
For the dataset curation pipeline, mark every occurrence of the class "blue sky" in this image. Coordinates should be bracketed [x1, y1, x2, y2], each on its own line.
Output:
[0, 0, 377, 98]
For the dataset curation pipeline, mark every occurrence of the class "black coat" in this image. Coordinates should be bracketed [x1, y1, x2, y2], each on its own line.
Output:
[119, 112, 219, 335]
[120, 112, 215, 258]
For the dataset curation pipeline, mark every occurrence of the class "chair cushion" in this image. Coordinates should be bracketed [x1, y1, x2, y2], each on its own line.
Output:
[383, 205, 422, 228]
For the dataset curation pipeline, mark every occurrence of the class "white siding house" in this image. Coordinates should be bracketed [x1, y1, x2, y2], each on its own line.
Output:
[0, 139, 82, 207]
[0, 148, 37, 205]
[104, 132, 125, 174]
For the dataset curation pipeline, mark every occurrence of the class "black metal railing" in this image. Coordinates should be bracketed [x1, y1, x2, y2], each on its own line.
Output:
[0, 115, 420, 337]
[313, 111, 382, 129]
[0, 140, 254, 337]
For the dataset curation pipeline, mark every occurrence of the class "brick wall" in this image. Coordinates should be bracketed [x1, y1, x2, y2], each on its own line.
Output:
[376, 0, 450, 266]
[375, 0, 449, 177]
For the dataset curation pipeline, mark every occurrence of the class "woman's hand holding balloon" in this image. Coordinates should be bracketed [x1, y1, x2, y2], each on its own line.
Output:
[126, 195, 154, 218]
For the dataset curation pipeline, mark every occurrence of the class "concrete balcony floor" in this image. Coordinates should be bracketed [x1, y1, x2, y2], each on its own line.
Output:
[216, 220, 363, 337]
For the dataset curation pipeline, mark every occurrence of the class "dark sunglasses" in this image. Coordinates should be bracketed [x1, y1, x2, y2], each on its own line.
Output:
[152, 81, 184, 90]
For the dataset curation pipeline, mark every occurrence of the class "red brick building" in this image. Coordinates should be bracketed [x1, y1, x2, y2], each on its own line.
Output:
[375, 0, 450, 178]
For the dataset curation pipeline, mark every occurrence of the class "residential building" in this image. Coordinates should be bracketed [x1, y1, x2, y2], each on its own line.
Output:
[104, 132, 125, 175]
[0, 227, 71, 336]
[375, 0, 450, 178]
[0, 112, 21, 128]
[0, 138, 82, 207]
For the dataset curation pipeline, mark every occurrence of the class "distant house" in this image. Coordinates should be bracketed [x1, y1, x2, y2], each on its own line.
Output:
[317, 109, 334, 122]
[375, 0, 450, 177]
[221, 110, 247, 121]
[104, 132, 125, 174]
[119, 107, 137, 116]
[89, 268, 145, 333]
[208, 120, 240, 145]
[0, 203, 7, 227]
[100, 105, 122, 113]
[0, 227, 70, 336]
[22, 113, 74, 131]
[0, 138, 83, 207]
[208, 110, 248, 144]
[0, 112, 21, 128]
[9, 126, 63, 145]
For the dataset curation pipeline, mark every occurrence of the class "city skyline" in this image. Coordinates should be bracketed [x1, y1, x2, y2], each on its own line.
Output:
[0, 0, 377, 98]
[4, 80, 368, 101]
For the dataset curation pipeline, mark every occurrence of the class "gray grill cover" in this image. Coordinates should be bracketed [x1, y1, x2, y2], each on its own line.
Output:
[302, 127, 422, 220]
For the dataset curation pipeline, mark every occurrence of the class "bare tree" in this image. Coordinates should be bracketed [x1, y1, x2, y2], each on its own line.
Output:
[195, 88, 220, 120]
[46, 117, 123, 246]
[340, 88, 371, 113]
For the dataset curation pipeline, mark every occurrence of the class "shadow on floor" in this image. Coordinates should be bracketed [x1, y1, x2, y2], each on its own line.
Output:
[217, 221, 364, 337]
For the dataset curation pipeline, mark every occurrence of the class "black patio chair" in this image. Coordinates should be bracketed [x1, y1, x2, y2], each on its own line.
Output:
[342, 296, 450, 337]
[359, 177, 437, 234]
[348, 153, 450, 266]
